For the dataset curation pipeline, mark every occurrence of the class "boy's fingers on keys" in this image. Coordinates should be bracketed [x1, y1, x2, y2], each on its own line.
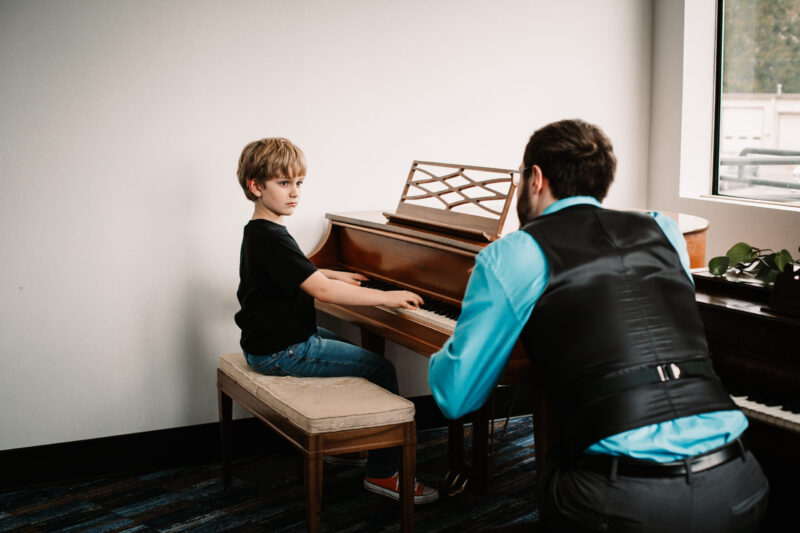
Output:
[346, 272, 366, 285]
[407, 293, 423, 308]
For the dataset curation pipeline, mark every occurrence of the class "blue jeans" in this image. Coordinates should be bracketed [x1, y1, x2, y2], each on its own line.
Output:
[246, 327, 399, 477]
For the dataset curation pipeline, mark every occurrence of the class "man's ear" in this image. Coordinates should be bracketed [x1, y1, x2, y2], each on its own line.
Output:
[530, 165, 545, 194]
[248, 179, 262, 198]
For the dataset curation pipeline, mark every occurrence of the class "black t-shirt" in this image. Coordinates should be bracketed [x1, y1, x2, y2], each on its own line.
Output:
[234, 219, 318, 355]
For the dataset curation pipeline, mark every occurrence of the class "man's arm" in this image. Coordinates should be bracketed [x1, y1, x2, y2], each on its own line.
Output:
[428, 232, 548, 419]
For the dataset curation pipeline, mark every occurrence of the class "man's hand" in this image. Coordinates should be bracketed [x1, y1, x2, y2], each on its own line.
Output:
[383, 290, 424, 310]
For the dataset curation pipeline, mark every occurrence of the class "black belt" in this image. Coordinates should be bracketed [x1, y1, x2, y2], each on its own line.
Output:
[577, 439, 746, 478]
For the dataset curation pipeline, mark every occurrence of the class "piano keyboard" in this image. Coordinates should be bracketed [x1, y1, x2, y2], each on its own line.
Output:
[361, 279, 459, 333]
[732, 395, 800, 434]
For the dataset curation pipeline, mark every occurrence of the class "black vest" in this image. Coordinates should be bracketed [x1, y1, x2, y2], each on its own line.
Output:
[520, 205, 736, 455]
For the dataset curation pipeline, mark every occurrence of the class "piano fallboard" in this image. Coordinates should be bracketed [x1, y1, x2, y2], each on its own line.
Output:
[314, 300, 452, 357]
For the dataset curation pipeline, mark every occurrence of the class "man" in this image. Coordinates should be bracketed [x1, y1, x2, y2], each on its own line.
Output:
[428, 119, 768, 532]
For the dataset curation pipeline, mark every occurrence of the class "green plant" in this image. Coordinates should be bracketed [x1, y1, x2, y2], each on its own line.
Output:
[708, 242, 799, 285]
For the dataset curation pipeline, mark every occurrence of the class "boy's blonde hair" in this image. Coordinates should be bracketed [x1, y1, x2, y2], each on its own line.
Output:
[237, 138, 307, 201]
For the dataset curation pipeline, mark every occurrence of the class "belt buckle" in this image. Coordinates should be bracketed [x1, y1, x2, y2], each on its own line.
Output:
[656, 363, 681, 381]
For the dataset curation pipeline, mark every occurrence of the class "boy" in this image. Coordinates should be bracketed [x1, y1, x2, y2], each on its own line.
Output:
[234, 137, 438, 504]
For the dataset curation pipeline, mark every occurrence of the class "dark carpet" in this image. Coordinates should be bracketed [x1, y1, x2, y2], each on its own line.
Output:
[0, 417, 538, 532]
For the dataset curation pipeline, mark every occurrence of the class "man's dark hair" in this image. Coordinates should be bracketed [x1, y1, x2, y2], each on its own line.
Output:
[521, 119, 616, 201]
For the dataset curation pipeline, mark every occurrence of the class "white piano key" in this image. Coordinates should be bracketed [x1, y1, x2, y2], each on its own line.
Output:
[731, 395, 800, 433]
[377, 305, 457, 333]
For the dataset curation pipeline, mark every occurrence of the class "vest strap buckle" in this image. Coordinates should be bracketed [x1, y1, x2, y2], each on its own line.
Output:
[566, 358, 716, 411]
[656, 363, 682, 381]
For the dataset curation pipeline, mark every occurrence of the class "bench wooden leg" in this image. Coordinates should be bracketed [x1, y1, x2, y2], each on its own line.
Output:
[303, 452, 323, 533]
[218, 388, 232, 489]
[400, 439, 415, 533]
[296, 450, 304, 481]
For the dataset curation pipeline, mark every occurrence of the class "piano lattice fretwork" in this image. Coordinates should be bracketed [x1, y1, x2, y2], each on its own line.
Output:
[384, 161, 517, 242]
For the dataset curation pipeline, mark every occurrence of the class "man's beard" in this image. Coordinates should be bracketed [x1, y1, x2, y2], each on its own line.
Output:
[516, 181, 535, 227]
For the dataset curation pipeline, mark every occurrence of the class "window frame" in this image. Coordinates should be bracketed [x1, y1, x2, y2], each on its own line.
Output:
[711, 0, 800, 206]
[712, 0, 724, 197]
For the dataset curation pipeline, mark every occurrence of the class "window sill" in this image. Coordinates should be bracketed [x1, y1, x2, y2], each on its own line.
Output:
[680, 194, 800, 213]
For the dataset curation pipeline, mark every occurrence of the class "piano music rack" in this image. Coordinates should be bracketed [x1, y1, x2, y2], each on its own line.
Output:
[383, 161, 517, 242]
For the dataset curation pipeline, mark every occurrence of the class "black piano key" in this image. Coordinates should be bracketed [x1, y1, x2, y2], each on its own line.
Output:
[784, 399, 800, 414]
[749, 393, 781, 407]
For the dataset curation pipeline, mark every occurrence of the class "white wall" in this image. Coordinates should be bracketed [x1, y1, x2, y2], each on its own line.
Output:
[0, 0, 653, 450]
[648, 0, 800, 258]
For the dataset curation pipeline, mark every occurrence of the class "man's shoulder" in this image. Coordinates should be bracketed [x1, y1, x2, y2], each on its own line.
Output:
[479, 230, 537, 259]
[472, 230, 550, 316]
[477, 231, 546, 282]
[646, 211, 680, 232]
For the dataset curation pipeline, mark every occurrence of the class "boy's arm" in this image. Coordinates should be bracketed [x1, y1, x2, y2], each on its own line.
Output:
[300, 271, 423, 309]
[318, 268, 367, 286]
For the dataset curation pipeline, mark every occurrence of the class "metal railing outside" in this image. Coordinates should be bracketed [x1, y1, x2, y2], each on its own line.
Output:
[719, 148, 800, 192]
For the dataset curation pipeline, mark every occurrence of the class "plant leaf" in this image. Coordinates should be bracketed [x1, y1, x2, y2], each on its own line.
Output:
[762, 253, 778, 270]
[726, 242, 756, 266]
[776, 249, 793, 272]
[708, 256, 729, 276]
[761, 269, 779, 285]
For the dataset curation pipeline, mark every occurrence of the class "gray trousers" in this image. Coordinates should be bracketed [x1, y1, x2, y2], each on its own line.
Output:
[542, 450, 769, 532]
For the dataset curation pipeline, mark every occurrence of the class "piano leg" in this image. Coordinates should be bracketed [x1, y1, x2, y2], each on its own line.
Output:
[447, 399, 491, 495]
[447, 418, 466, 492]
[360, 329, 386, 356]
[472, 402, 489, 493]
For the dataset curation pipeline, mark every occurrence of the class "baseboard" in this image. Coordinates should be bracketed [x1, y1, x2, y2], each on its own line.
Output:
[0, 387, 533, 491]
[0, 417, 285, 491]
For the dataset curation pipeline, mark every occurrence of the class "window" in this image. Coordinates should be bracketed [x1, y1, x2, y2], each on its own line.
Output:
[714, 0, 800, 206]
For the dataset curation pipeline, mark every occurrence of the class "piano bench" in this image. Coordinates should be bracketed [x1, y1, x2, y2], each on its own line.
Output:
[217, 353, 417, 533]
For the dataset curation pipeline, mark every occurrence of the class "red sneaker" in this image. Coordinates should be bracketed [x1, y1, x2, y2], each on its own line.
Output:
[363, 472, 439, 504]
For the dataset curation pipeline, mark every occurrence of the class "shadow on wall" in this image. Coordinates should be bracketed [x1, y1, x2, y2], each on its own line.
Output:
[179, 277, 242, 423]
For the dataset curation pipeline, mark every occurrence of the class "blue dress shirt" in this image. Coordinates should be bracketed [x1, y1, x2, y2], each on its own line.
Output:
[428, 196, 747, 462]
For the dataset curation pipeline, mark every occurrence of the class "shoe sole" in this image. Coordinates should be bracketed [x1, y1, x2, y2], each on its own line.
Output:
[363, 479, 439, 504]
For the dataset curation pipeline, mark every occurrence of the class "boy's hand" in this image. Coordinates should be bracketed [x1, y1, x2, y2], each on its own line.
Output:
[322, 269, 367, 285]
[337, 271, 368, 286]
[384, 290, 424, 310]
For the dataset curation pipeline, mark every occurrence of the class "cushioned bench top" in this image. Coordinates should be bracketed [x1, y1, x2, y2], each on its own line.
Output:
[219, 353, 415, 433]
